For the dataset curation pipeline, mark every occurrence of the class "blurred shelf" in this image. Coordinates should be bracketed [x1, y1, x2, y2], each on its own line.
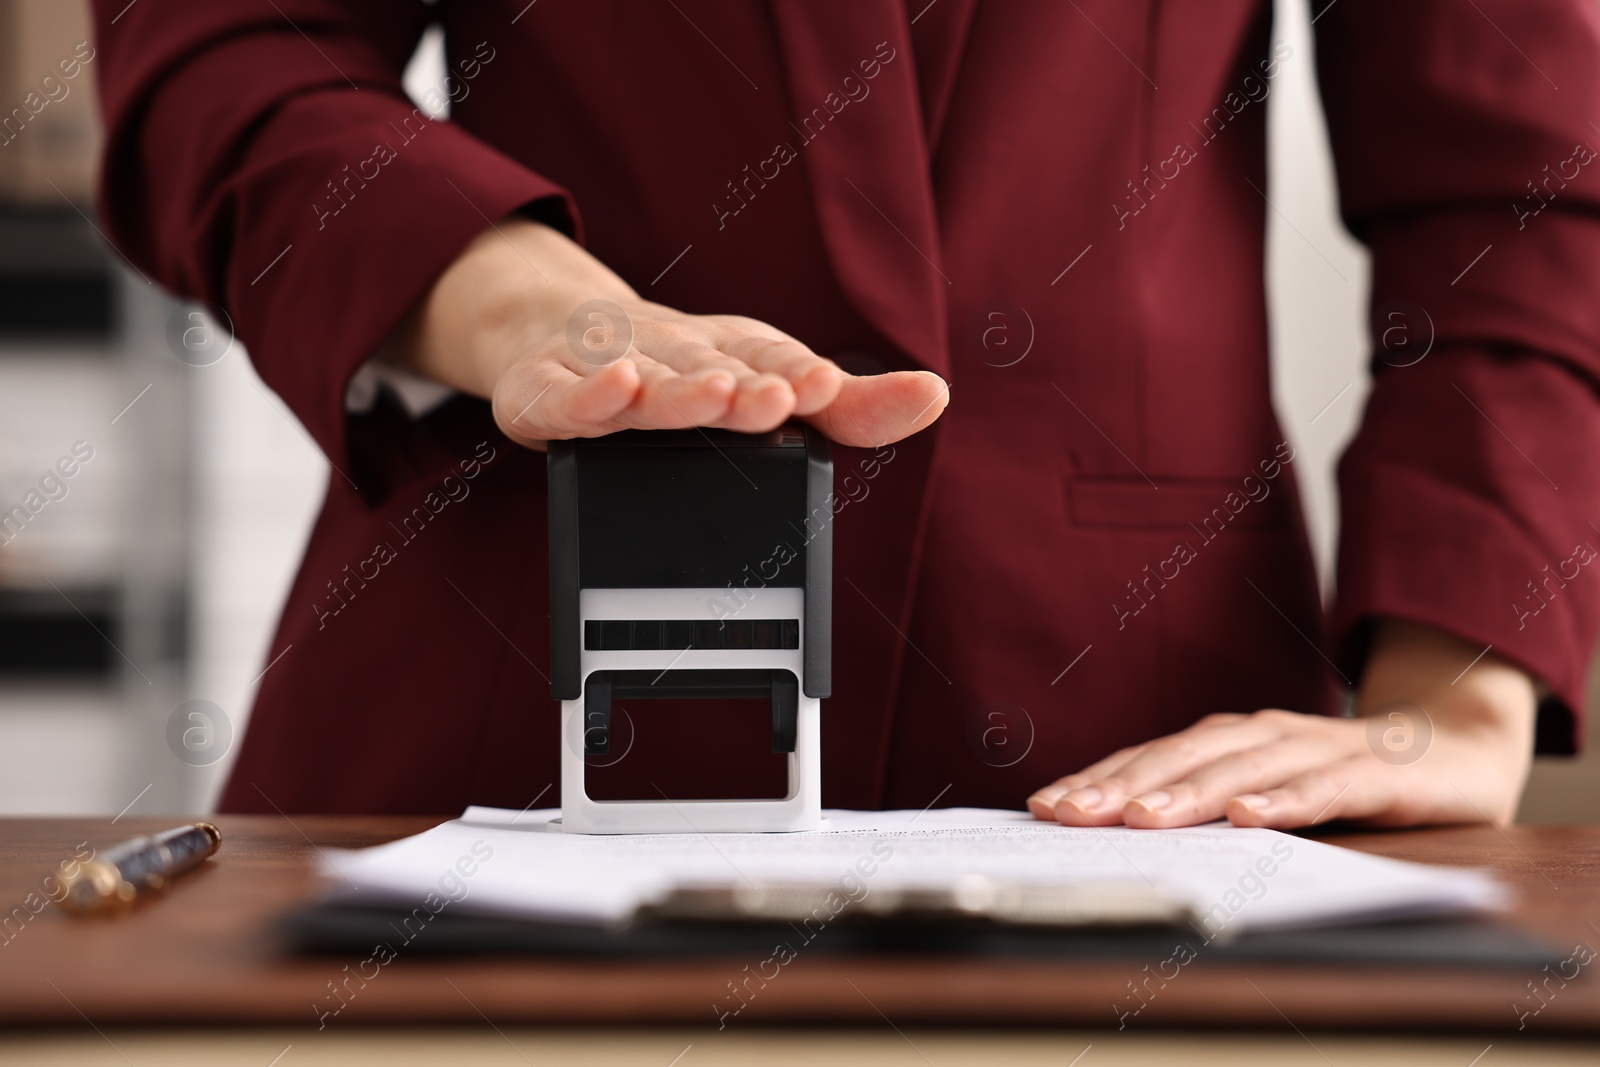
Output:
[0, 582, 189, 682]
[0, 584, 117, 678]
[0, 206, 117, 340]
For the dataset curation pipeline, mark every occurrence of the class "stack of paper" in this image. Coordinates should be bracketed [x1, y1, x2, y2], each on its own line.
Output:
[316, 808, 1506, 937]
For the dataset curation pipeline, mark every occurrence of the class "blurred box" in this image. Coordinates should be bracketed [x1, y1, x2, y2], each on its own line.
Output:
[0, 0, 101, 206]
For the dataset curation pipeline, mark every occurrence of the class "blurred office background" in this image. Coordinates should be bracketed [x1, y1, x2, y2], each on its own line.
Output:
[0, 0, 1593, 820]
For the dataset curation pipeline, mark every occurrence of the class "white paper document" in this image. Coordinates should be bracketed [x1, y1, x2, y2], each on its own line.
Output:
[318, 807, 1506, 936]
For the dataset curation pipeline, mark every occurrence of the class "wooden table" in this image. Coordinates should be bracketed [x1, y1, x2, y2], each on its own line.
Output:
[1, 815, 1598, 1051]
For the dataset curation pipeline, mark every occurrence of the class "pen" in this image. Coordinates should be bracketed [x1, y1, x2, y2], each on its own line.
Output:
[60, 822, 222, 912]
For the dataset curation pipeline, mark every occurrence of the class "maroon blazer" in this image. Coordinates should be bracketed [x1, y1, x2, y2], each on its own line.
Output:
[93, 1, 1600, 814]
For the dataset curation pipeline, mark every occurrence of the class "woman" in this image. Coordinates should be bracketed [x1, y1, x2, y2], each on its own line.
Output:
[92, 0, 1600, 826]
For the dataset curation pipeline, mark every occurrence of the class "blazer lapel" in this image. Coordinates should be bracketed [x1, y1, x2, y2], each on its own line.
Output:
[767, 0, 950, 378]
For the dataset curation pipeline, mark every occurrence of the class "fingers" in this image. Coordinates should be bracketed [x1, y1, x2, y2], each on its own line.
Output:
[1027, 745, 1147, 821]
[1119, 739, 1344, 828]
[534, 314, 826, 435]
[624, 320, 798, 432]
[1048, 713, 1299, 827]
[625, 358, 738, 429]
[1028, 718, 1251, 822]
[495, 305, 950, 446]
[494, 333, 765, 442]
[491, 354, 640, 446]
[708, 322, 845, 416]
[617, 315, 845, 430]
[1224, 757, 1386, 829]
[803, 371, 949, 447]
[1029, 695, 1524, 833]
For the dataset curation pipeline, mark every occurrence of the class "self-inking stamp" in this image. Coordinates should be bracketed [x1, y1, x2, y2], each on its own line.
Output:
[548, 426, 831, 834]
